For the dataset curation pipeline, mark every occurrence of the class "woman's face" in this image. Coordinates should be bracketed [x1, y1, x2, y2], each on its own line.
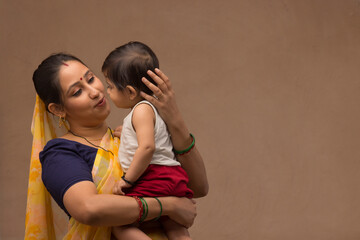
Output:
[58, 60, 110, 127]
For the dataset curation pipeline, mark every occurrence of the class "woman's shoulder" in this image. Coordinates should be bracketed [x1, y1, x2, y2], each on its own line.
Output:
[43, 138, 95, 151]
[40, 138, 97, 163]
[40, 138, 97, 217]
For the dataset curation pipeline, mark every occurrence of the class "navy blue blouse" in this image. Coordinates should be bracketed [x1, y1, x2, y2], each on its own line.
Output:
[40, 138, 98, 217]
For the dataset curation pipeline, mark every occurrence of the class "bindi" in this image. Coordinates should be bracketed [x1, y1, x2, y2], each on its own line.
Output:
[80, 77, 83, 80]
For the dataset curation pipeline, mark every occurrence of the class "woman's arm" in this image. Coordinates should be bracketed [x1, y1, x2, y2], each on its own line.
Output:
[140, 69, 209, 198]
[175, 145, 208, 198]
[63, 181, 196, 227]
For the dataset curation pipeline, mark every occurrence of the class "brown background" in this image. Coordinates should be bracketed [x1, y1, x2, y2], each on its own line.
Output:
[1, 0, 360, 239]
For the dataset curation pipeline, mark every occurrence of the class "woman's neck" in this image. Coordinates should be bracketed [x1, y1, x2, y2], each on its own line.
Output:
[65, 122, 109, 141]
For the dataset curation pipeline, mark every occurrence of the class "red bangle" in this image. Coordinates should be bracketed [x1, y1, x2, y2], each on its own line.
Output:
[133, 196, 143, 223]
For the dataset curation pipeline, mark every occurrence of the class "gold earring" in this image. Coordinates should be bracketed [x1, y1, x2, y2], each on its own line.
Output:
[59, 116, 66, 128]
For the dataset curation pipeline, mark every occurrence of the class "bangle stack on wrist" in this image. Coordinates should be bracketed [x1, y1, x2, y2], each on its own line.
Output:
[173, 133, 195, 156]
[133, 197, 163, 223]
[139, 198, 148, 223]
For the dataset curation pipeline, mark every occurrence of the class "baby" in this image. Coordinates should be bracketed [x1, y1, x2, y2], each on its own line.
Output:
[103, 41, 194, 240]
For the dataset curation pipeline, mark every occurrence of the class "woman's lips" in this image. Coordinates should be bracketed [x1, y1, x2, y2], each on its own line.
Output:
[96, 97, 106, 107]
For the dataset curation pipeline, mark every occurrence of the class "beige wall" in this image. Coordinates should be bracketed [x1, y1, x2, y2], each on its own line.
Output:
[1, 0, 360, 239]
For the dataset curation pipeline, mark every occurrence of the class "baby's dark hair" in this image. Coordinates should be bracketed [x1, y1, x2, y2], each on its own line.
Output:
[102, 41, 159, 95]
[33, 53, 85, 112]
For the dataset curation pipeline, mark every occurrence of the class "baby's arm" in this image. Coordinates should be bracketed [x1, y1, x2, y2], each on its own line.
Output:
[114, 103, 156, 195]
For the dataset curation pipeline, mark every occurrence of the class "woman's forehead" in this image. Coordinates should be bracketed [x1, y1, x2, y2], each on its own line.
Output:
[58, 61, 89, 90]
[60, 61, 88, 81]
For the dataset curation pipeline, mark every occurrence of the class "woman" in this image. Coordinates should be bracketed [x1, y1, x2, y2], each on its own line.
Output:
[25, 53, 208, 239]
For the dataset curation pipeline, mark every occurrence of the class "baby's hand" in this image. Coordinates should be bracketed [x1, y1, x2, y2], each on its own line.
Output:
[113, 125, 123, 138]
[113, 179, 132, 195]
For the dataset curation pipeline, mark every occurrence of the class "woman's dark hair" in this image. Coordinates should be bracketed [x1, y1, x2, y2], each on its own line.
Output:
[102, 41, 159, 95]
[32, 53, 85, 112]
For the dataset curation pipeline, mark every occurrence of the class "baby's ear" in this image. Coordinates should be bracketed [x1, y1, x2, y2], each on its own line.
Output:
[125, 85, 139, 100]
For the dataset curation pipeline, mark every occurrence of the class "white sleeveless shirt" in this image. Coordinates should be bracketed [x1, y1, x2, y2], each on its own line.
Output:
[118, 100, 180, 172]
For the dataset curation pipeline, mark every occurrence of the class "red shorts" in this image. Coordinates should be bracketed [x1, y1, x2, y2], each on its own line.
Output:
[124, 164, 193, 198]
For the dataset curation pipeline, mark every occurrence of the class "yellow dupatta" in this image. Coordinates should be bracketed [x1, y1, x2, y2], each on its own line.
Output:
[63, 128, 122, 239]
[25, 95, 167, 240]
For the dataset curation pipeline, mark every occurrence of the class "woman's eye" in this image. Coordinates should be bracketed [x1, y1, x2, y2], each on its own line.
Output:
[88, 76, 95, 83]
[73, 89, 82, 96]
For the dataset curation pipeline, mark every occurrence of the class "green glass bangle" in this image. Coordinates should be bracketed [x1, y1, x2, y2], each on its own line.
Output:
[142, 198, 148, 223]
[138, 197, 144, 223]
[153, 197, 162, 221]
[143, 198, 149, 221]
[139, 197, 148, 223]
[173, 133, 195, 155]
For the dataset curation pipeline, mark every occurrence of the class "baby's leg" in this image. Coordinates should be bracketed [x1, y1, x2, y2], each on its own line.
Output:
[161, 217, 191, 240]
[112, 225, 151, 240]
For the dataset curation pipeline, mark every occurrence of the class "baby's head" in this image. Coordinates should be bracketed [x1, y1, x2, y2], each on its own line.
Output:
[102, 41, 159, 95]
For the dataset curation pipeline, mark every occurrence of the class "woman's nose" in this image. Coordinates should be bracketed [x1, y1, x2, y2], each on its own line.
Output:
[89, 87, 100, 99]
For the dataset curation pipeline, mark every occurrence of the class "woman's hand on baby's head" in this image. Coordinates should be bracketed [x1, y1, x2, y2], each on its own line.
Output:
[113, 179, 131, 195]
[140, 69, 180, 125]
[113, 125, 123, 138]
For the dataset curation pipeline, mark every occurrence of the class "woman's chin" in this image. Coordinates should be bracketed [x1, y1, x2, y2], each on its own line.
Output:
[99, 110, 111, 122]
[98, 104, 111, 118]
